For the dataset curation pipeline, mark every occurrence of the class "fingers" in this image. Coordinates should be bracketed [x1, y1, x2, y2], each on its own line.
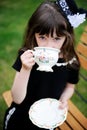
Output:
[20, 50, 35, 70]
[59, 100, 68, 110]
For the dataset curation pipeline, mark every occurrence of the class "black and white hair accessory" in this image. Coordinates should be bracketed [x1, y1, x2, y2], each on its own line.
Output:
[56, 0, 86, 28]
[67, 13, 86, 28]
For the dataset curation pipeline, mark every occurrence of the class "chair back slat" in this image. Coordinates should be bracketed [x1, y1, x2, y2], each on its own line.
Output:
[77, 52, 87, 70]
[85, 26, 87, 32]
[76, 28, 87, 70]
[76, 42, 87, 58]
[80, 32, 87, 45]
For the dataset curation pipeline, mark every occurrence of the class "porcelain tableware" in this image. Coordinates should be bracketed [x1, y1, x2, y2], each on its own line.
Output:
[29, 98, 67, 130]
[33, 47, 60, 72]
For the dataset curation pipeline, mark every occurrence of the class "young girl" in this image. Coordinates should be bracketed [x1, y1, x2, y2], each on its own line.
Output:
[3, 0, 85, 130]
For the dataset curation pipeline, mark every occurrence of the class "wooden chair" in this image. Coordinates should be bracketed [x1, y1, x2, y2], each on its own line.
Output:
[3, 90, 12, 107]
[75, 26, 87, 103]
[76, 31, 87, 71]
[2, 90, 87, 129]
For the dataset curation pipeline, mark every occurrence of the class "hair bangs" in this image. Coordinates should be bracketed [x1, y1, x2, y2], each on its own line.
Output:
[34, 18, 56, 36]
[34, 15, 67, 37]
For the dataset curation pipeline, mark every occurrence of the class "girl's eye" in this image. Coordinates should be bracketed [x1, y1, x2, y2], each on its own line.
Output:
[39, 36, 46, 40]
[54, 37, 60, 41]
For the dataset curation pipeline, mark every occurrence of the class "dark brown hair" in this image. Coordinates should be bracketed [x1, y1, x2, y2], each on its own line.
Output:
[21, 0, 80, 69]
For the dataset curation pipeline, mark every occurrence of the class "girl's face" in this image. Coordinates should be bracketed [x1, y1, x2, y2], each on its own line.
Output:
[35, 31, 66, 50]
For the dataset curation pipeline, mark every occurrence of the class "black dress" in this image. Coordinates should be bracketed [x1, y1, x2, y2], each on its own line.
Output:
[3, 51, 79, 130]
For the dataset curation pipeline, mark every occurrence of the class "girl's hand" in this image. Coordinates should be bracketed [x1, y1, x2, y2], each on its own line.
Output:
[59, 99, 68, 110]
[20, 50, 35, 70]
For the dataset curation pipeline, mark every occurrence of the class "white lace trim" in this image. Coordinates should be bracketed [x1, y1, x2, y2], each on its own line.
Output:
[67, 13, 86, 28]
[56, 57, 76, 66]
[5, 107, 16, 129]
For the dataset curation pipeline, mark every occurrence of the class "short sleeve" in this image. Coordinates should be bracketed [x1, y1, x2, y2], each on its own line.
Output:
[12, 50, 24, 72]
[67, 67, 79, 84]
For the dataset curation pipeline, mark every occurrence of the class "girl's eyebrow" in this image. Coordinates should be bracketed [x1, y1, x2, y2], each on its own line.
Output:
[38, 33, 63, 38]
[53, 35, 62, 38]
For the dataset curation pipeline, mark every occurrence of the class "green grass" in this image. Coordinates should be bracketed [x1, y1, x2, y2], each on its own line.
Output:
[0, 0, 87, 130]
[0, 0, 42, 129]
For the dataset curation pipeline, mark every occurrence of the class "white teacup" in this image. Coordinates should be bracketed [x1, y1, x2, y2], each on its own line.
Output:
[33, 47, 60, 72]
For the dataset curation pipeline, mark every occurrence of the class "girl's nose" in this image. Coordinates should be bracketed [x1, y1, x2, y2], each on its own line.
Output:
[47, 40, 55, 48]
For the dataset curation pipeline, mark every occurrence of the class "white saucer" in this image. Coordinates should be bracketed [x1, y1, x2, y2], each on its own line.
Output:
[29, 98, 67, 129]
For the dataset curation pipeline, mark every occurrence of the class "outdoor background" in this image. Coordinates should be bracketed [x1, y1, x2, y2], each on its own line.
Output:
[0, 0, 87, 130]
